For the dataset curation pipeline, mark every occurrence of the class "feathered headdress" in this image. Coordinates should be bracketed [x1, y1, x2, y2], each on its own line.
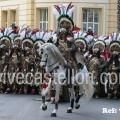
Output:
[93, 39, 106, 53]
[74, 30, 87, 52]
[111, 32, 120, 41]
[18, 24, 32, 40]
[22, 37, 34, 49]
[33, 30, 50, 50]
[0, 27, 14, 45]
[34, 30, 49, 42]
[47, 30, 58, 44]
[98, 35, 112, 46]
[53, 2, 74, 30]
[109, 40, 120, 53]
[13, 35, 21, 42]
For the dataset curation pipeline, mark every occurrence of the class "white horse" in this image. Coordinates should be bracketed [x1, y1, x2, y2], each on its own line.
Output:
[40, 43, 94, 117]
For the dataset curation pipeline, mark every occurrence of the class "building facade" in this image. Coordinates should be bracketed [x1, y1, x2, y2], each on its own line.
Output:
[0, 0, 117, 35]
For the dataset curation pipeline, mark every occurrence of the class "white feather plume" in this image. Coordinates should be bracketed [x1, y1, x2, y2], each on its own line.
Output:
[53, 3, 74, 20]
[67, 7, 74, 18]
[117, 33, 120, 41]
[53, 8, 60, 20]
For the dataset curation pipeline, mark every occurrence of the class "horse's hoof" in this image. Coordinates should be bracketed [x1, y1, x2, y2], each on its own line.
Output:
[42, 105, 47, 111]
[67, 109, 72, 113]
[95, 95, 99, 99]
[5, 92, 7, 94]
[75, 104, 80, 109]
[51, 113, 57, 117]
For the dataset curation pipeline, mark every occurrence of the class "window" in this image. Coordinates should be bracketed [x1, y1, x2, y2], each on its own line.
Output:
[40, 9, 48, 31]
[10, 10, 16, 26]
[2, 11, 8, 27]
[82, 9, 99, 34]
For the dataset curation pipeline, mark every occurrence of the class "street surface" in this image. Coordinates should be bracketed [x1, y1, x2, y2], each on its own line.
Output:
[0, 94, 120, 120]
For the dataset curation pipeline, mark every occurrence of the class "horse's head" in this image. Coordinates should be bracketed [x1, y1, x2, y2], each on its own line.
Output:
[40, 43, 56, 67]
[40, 43, 66, 73]
[40, 44, 49, 68]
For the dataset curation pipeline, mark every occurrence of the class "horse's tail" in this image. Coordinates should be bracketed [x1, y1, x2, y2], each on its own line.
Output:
[41, 79, 51, 97]
[83, 77, 94, 100]
[83, 65, 94, 100]
[78, 65, 94, 100]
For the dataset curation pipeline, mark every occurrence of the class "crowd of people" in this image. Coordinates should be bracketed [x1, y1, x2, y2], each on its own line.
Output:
[0, 2, 120, 103]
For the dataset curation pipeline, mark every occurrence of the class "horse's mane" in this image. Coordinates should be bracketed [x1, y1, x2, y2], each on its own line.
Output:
[44, 43, 66, 66]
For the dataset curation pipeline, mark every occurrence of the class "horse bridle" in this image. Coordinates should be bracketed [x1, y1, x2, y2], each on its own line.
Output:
[41, 54, 59, 68]
[41, 54, 48, 67]
[41, 58, 59, 68]
[41, 46, 59, 68]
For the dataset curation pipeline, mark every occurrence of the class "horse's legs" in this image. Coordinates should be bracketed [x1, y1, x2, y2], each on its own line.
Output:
[75, 84, 84, 109]
[41, 95, 47, 111]
[67, 86, 75, 113]
[51, 83, 61, 117]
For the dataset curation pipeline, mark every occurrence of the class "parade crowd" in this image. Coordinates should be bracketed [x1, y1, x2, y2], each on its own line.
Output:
[0, 3, 120, 102]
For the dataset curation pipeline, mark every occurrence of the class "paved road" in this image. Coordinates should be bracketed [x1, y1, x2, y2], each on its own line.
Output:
[0, 94, 120, 120]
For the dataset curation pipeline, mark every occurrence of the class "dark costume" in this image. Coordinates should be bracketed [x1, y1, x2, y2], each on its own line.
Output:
[102, 51, 120, 99]
[88, 48, 105, 98]
[101, 40, 120, 99]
